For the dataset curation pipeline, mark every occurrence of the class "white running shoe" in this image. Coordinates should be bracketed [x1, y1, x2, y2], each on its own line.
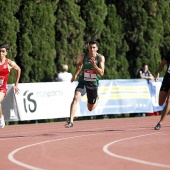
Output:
[0, 115, 5, 128]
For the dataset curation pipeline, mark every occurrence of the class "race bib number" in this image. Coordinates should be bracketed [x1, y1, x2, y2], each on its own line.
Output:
[0, 76, 4, 86]
[84, 69, 96, 81]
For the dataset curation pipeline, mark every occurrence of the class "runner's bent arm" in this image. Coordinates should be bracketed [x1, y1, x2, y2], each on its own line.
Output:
[71, 54, 84, 82]
[155, 59, 167, 82]
[91, 55, 105, 77]
[8, 59, 21, 93]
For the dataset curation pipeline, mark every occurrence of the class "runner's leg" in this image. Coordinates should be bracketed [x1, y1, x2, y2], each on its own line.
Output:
[69, 91, 82, 123]
[158, 90, 170, 124]
[0, 92, 5, 118]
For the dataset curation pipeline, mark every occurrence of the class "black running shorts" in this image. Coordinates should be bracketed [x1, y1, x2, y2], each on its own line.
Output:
[75, 82, 98, 104]
[160, 77, 170, 92]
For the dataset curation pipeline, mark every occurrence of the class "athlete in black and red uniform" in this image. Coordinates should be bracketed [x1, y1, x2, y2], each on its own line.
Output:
[0, 44, 21, 128]
[155, 51, 170, 130]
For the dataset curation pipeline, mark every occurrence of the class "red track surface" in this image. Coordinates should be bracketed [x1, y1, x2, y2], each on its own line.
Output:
[0, 116, 170, 170]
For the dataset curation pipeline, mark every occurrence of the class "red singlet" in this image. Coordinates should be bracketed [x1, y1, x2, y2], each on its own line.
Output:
[0, 58, 9, 94]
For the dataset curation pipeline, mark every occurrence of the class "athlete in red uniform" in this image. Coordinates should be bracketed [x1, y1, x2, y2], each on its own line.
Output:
[0, 44, 21, 128]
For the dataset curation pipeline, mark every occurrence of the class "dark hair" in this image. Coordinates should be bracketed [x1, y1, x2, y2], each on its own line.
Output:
[0, 44, 10, 50]
[88, 40, 99, 46]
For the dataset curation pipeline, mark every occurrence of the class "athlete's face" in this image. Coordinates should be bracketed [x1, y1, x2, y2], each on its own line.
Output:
[0, 48, 7, 59]
[88, 44, 98, 57]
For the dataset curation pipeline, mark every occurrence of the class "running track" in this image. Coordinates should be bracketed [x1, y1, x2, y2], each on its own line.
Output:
[0, 116, 170, 170]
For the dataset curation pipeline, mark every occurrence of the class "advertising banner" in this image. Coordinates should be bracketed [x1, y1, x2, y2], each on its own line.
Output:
[76, 79, 154, 116]
[2, 85, 20, 121]
[15, 82, 75, 120]
[3, 79, 165, 121]
[149, 77, 165, 112]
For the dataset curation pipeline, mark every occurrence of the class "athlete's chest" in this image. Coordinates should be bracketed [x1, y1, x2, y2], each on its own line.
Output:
[84, 57, 98, 68]
[0, 63, 9, 75]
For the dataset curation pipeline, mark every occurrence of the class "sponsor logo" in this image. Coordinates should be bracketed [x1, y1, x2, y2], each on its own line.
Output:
[23, 90, 37, 113]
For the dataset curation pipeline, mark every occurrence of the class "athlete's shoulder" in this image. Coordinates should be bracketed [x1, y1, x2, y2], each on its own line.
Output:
[8, 59, 12, 63]
[7, 58, 12, 65]
[98, 53, 104, 58]
[78, 53, 85, 64]
[98, 54, 105, 62]
[8, 59, 17, 67]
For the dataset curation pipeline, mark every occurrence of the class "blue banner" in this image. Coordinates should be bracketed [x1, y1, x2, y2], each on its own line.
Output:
[148, 77, 165, 112]
[77, 79, 154, 116]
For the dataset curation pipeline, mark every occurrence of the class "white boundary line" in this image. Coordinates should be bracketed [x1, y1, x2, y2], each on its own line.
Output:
[103, 132, 170, 169]
[8, 132, 104, 170]
[8, 129, 170, 169]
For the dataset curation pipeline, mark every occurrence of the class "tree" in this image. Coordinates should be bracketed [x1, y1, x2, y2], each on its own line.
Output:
[80, 0, 107, 42]
[0, 0, 21, 83]
[158, 0, 170, 76]
[113, 0, 164, 78]
[55, 0, 85, 74]
[17, 0, 57, 82]
[1, 0, 170, 81]
[100, 4, 129, 79]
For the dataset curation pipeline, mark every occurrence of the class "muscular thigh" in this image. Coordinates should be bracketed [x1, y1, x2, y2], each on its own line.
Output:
[0, 92, 5, 103]
[159, 91, 169, 106]
[75, 82, 86, 96]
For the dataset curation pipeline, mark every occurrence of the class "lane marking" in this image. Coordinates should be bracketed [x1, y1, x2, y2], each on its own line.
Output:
[8, 132, 104, 170]
[7, 126, 169, 169]
[103, 132, 170, 168]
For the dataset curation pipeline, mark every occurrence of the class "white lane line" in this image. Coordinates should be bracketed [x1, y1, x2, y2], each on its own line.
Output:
[103, 132, 170, 168]
[8, 132, 104, 170]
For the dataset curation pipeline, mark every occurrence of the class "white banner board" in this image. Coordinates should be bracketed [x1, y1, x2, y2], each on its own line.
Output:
[2, 79, 164, 121]
[15, 82, 75, 120]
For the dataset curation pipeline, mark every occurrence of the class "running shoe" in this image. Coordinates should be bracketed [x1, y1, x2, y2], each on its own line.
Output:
[155, 123, 161, 130]
[65, 122, 73, 128]
[0, 115, 5, 128]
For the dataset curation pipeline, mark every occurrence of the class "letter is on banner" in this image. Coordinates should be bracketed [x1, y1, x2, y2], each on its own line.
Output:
[10, 109, 17, 120]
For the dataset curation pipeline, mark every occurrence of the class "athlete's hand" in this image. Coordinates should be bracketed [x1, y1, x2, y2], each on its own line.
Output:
[90, 57, 96, 67]
[155, 75, 159, 82]
[13, 85, 20, 94]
